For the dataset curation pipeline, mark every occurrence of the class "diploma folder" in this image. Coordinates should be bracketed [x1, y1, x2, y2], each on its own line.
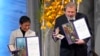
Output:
[62, 18, 91, 45]
[16, 36, 40, 56]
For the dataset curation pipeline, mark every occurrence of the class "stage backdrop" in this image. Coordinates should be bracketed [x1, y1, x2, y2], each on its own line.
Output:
[0, 0, 26, 56]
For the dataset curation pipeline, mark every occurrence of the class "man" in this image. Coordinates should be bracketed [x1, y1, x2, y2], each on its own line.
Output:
[53, 2, 91, 56]
[9, 16, 36, 56]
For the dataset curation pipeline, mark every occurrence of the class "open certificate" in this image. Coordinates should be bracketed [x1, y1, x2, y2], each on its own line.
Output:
[73, 18, 91, 39]
[26, 36, 40, 56]
[62, 18, 91, 45]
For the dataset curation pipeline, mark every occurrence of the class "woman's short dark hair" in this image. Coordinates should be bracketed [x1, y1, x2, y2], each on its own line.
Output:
[19, 16, 31, 24]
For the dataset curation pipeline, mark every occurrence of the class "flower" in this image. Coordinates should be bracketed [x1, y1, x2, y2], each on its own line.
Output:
[40, 0, 70, 30]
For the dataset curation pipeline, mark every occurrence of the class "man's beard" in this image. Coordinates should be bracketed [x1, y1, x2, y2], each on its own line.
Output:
[67, 16, 74, 20]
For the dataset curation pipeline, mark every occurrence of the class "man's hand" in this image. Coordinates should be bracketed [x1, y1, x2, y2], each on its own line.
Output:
[53, 27, 59, 38]
[75, 39, 85, 44]
[53, 27, 64, 39]
[55, 27, 60, 35]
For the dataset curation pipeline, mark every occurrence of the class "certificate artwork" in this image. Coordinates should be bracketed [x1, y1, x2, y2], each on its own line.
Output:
[16, 37, 26, 56]
[62, 22, 78, 45]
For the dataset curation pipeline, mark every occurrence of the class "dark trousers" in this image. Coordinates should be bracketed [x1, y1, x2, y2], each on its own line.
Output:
[60, 45, 87, 56]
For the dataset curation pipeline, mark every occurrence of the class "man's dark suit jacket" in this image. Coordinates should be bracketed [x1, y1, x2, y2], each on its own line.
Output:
[54, 13, 92, 56]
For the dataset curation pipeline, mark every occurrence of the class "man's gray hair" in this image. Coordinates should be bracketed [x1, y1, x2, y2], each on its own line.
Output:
[64, 2, 77, 11]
